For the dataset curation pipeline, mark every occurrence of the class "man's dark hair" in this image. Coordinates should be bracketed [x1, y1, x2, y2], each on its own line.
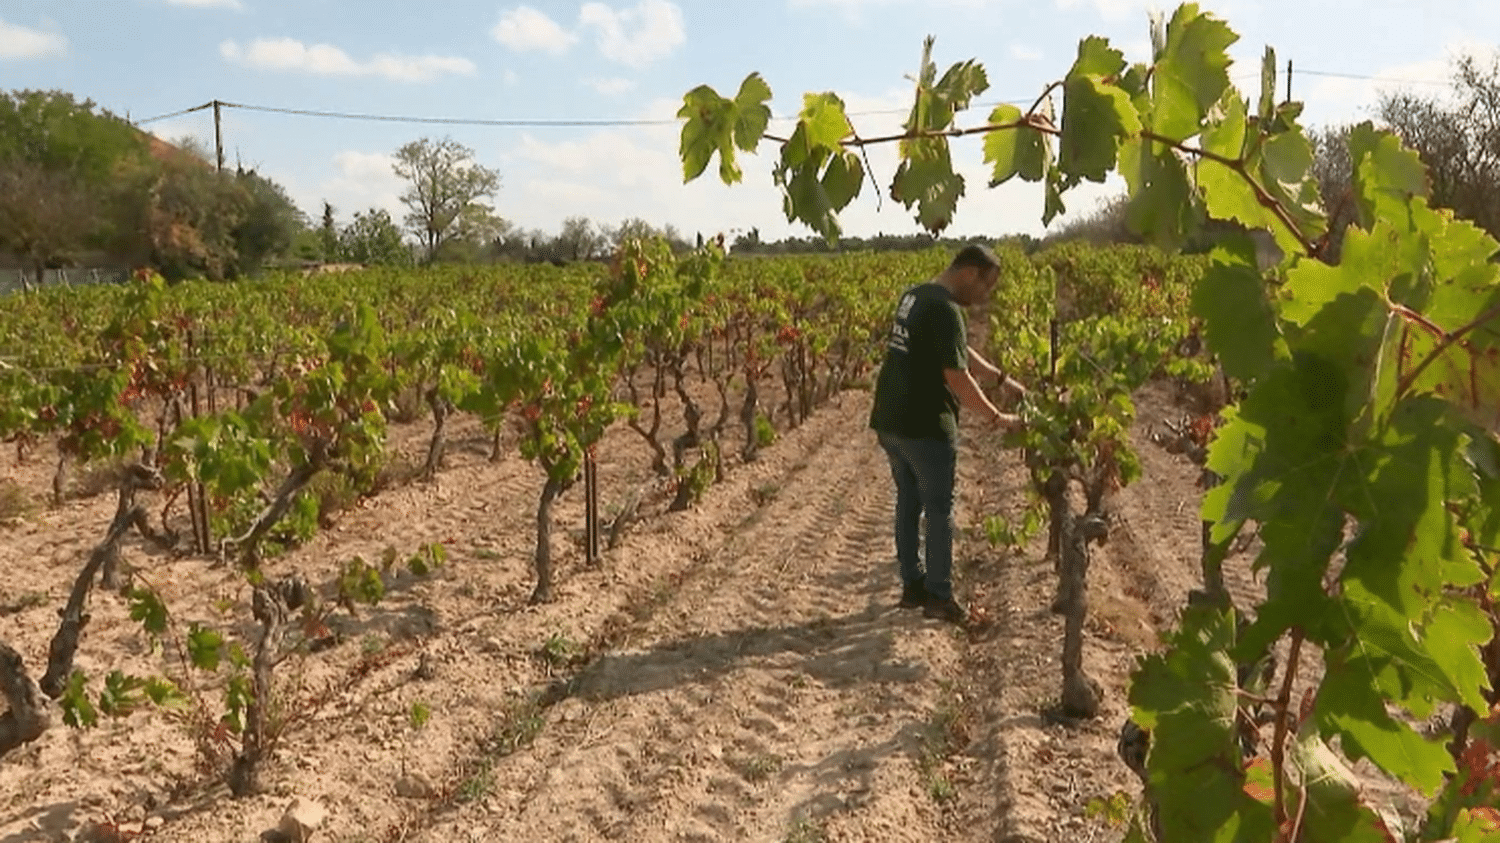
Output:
[949, 243, 1000, 272]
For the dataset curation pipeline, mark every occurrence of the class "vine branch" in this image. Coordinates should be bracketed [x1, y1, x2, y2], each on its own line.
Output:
[1271, 628, 1306, 834]
[757, 110, 1324, 258]
[1396, 299, 1500, 402]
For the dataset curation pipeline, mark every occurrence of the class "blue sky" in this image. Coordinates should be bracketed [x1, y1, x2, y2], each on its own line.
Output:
[1, 0, 1496, 243]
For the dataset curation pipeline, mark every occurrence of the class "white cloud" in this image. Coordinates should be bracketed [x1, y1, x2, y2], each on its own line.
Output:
[492, 6, 577, 54]
[220, 38, 475, 82]
[164, 0, 244, 9]
[586, 76, 636, 95]
[0, 18, 67, 60]
[279, 150, 409, 231]
[1052, 0, 1150, 22]
[333, 150, 400, 185]
[579, 0, 685, 68]
[1010, 43, 1044, 61]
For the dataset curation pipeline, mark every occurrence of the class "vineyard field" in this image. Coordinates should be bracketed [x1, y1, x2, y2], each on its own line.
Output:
[1, 352, 1248, 843]
[0, 242, 1433, 842]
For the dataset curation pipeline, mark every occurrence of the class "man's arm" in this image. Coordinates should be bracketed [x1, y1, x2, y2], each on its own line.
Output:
[967, 345, 1029, 396]
[944, 368, 1019, 429]
[966, 345, 1004, 383]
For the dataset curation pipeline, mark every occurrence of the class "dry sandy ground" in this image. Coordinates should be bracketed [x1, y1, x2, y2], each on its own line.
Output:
[0, 376, 1425, 843]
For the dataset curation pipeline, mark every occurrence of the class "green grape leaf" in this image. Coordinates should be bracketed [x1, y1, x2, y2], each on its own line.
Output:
[984, 104, 1049, 186]
[1196, 91, 1304, 257]
[1128, 604, 1276, 841]
[1191, 233, 1285, 383]
[1290, 729, 1404, 842]
[1069, 35, 1126, 78]
[1151, 3, 1238, 141]
[1284, 292, 1389, 438]
[798, 92, 853, 150]
[127, 587, 169, 636]
[1120, 136, 1197, 250]
[1415, 201, 1500, 314]
[773, 95, 865, 241]
[1201, 86, 1247, 160]
[1043, 166, 1067, 226]
[1348, 121, 1430, 232]
[891, 138, 964, 234]
[1059, 72, 1142, 183]
[187, 625, 224, 671]
[1390, 202, 1500, 433]
[1258, 130, 1328, 242]
[98, 670, 145, 717]
[144, 677, 188, 709]
[1316, 651, 1457, 796]
[901, 36, 988, 141]
[1204, 359, 1348, 654]
[1335, 400, 1490, 699]
[228, 642, 251, 670]
[678, 74, 771, 185]
[732, 72, 774, 152]
[61, 671, 97, 729]
[1449, 810, 1500, 842]
[822, 149, 864, 211]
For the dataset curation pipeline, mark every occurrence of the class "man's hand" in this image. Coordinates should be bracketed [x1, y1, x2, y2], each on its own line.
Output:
[988, 410, 1021, 433]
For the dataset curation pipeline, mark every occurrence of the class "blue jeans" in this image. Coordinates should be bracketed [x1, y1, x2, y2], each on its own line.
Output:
[876, 431, 957, 601]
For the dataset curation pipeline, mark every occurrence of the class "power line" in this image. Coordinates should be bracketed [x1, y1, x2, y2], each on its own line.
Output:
[129, 64, 1449, 132]
[135, 96, 1040, 130]
[1292, 68, 1449, 86]
[230, 101, 682, 127]
[135, 102, 215, 125]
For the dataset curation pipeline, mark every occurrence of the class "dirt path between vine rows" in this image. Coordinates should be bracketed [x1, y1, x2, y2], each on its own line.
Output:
[404, 391, 999, 843]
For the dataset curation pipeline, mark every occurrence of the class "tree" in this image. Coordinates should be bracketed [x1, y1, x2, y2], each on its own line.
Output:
[606, 216, 658, 251]
[1376, 52, 1500, 240]
[320, 201, 339, 261]
[0, 89, 153, 186]
[433, 203, 507, 263]
[140, 139, 248, 281]
[0, 90, 156, 281]
[732, 226, 761, 252]
[391, 137, 500, 263]
[553, 215, 606, 261]
[0, 158, 96, 288]
[230, 169, 305, 275]
[338, 208, 413, 266]
[485, 223, 532, 262]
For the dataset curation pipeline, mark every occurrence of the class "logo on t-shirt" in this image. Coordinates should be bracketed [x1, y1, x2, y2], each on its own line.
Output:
[888, 292, 916, 353]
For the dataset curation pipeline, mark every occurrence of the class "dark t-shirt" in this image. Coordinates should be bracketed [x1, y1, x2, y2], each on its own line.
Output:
[868, 282, 967, 442]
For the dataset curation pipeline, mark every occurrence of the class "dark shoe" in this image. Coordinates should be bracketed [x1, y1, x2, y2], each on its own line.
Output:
[899, 580, 928, 608]
[923, 596, 967, 625]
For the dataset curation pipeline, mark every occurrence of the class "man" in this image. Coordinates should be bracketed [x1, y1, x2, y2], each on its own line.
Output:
[868, 243, 1025, 625]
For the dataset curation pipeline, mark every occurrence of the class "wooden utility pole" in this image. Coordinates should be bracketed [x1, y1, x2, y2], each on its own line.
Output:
[1286, 60, 1293, 104]
[213, 100, 224, 173]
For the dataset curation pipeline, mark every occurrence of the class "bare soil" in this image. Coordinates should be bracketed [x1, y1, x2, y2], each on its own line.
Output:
[0, 376, 1422, 843]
